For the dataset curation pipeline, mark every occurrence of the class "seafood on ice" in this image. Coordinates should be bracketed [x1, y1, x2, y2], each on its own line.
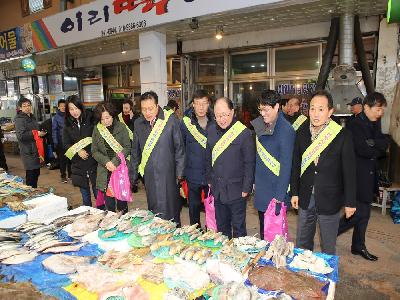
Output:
[289, 250, 334, 274]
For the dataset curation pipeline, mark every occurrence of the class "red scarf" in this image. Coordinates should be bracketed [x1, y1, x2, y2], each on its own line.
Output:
[32, 130, 44, 163]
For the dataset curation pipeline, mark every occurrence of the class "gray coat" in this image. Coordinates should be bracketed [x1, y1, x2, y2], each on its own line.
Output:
[14, 112, 41, 170]
[130, 108, 185, 222]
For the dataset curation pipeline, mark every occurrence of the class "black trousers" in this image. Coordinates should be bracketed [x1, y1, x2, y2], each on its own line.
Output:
[57, 145, 71, 179]
[0, 143, 8, 172]
[187, 182, 207, 226]
[105, 195, 128, 214]
[338, 201, 371, 251]
[214, 196, 247, 239]
[26, 168, 40, 188]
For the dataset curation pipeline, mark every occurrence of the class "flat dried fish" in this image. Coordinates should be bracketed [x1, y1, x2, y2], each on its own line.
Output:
[0, 248, 29, 260]
[42, 243, 85, 254]
[69, 212, 105, 238]
[2, 252, 38, 265]
[99, 211, 121, 231]
[35, 241, 76, 253]
[42, 254, 92, 274]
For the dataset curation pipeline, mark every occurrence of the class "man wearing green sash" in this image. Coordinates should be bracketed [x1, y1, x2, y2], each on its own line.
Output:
[283, 95, 307, 131]
[290, 90, 357, 255]
[180, 90, 214, 227]
[206, 97, 255, 239]
[130, 91, 185, 224]
[250, 90, 295, 240]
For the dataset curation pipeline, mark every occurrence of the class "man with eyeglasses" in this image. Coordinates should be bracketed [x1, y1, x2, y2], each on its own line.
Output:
[180, 90, 214, 227]
[15, 98, 46, 188]
[250, 90, 295, 240]
[205, 97, 255, 238]
[130, 91, 185, 224]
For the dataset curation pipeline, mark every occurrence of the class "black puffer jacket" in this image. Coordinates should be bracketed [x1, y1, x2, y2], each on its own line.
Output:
[63, 110, 97, 189]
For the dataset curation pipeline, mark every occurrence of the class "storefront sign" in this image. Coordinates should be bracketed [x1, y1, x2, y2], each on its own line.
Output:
[277, 82, 316, 95]
[34, 0, 282, 50]
[0, 26, 32, 60]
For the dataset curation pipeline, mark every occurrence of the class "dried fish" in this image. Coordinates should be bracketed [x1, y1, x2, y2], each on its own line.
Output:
[99, 211, 121, 231]
[2, 251, 38, 265]
[214, 282, 260, 300]
[35, 241, 76, 253]
[263, 235, 294, 269]
[42, 254, 92, 274]
[42, 243, 85, 254]
[0, 248, 29, 260]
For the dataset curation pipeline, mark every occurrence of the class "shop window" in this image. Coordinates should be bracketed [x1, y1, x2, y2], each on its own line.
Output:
[275, 46, 319, 73]
[197, 56, 224, 81]
[63, 76, 78, 92]
[197, 83, 224, 103]
[21, 0, 51, 16]
[231, 52, 268, 76]
[232, 81, 269, 127]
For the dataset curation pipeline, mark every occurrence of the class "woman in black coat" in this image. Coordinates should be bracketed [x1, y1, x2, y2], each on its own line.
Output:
[63, 95, 98, 207]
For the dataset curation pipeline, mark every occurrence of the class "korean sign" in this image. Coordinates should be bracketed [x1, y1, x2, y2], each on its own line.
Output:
[0, 25, 32, 60]
[34, 0, 282, 50]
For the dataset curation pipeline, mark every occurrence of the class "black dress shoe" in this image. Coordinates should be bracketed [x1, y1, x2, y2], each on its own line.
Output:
[351, 248, 378, 261]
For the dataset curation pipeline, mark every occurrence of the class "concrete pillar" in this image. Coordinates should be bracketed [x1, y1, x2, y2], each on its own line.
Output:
[375, 18, 399, 133]
[139, 31, 168, 107]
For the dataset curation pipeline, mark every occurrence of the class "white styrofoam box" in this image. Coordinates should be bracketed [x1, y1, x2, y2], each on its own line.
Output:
[45, 205, 101, 225]
[0, 213, 27, 229]
[24, 193, 68, 223]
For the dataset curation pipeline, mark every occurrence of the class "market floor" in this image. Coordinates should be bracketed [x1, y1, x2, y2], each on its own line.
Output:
[5, 154, 400, 300]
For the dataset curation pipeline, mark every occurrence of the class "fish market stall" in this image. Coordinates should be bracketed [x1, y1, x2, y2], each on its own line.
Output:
[0, 207, 339, 300]
[0, 173, 68, 229]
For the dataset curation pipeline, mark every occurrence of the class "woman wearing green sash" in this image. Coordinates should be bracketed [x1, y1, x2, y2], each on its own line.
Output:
[63, 96, 98, 207]
[92, 103, 131, 213]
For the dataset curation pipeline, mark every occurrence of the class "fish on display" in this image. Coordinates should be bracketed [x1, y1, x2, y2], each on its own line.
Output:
[42, 243, 85, 254]
[35, 241, 76, 253]
[0, 241, 22, 251]
[50, 211, 89, 228]
[0, 248, 29, 260]
[99, 211, 122, 231]
[0, 231, 23, 242]
[1, 251, 38, 265]
[42, 254, 92, 274]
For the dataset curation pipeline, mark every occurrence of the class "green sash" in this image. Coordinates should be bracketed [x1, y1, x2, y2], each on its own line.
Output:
[300, 121, 342, 176]
[212, 121, 247, 167]
[97, 123, 124, 154]
[118, 113, 134, 140]
[138, 110, 173, 177]
[183, 116, 207, 149]
[65, 137, 92, 160]
[292, 114, 307, 131]
[256, 137, 280, 176]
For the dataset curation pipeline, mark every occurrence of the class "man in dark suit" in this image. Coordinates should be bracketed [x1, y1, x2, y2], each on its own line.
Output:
[291, 90, 357, 255]
[206, 97, 255, 238]
[338, 92, 388, 261]
[346, 97, 363, 125]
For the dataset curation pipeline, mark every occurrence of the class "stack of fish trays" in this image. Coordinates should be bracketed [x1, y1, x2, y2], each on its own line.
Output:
[25, 194, 68, 223]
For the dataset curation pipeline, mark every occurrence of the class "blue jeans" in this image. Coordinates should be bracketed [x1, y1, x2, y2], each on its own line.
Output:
[79, 171, 97, 207]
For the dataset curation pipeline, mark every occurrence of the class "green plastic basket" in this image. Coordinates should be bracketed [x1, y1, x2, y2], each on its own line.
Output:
[127, 233, 146, 248]
[131, 215, 154, 227]
[151, 246, 173, 259]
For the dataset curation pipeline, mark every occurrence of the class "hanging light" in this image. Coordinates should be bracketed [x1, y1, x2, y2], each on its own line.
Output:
[215, 25, 224, 40]
[121, 42, 127, 54]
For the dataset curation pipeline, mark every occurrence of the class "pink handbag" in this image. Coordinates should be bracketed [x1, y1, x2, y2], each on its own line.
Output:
[263, 198, 290, 242]
[95, 190, 105, 207]
[204, 189, 217, 231]
[106, 152, 132, 202]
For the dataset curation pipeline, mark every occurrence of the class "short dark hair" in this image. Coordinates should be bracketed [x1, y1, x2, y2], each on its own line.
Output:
[363, 92, 387, 107]
[57, 99, 66, 106]
[122, 98, 134, 109]
[65, 95, 85, 124]
[214, 97, 234, 110]
[192, 89, 211, 103]
[93, 102, 116, 123]
[167, 100, 179, 110]
[259, 90, 281, 107]
[311, 90, 334, 110]
[288, 95, 301, 106]
[280, 98, 289, 107]
[140, 91, 158, 104]
[18, 97, 31, 108]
